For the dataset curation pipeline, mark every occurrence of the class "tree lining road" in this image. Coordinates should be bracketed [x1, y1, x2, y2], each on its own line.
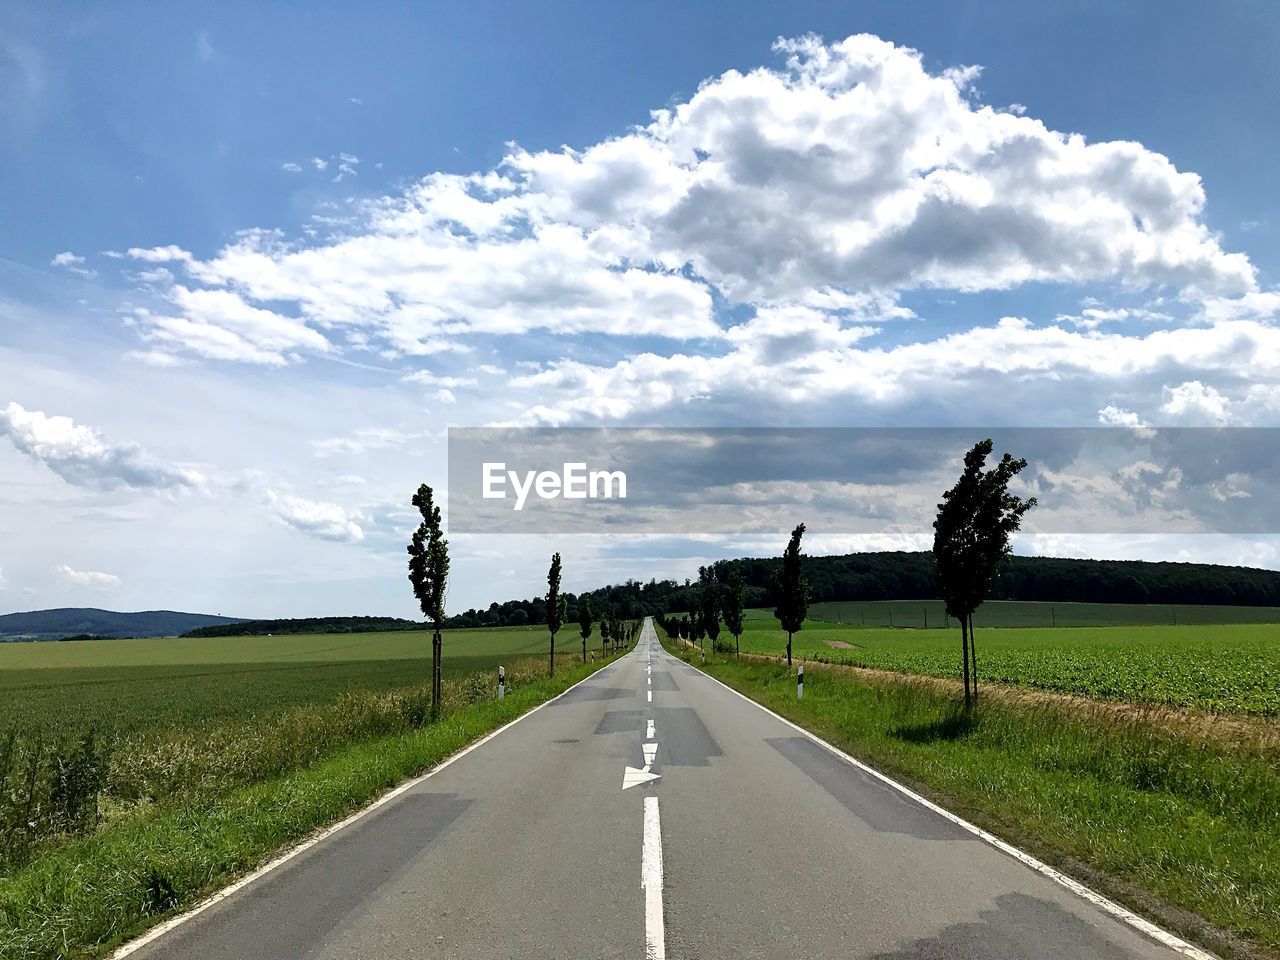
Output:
[120, 620, 1212, 960]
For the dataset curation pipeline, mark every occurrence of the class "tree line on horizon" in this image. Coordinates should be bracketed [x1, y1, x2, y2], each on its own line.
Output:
[183, 550, 1280, 640]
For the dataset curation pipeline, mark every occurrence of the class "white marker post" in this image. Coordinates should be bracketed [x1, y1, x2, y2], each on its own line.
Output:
[797, 664, 803, 700]
[498, 665, 505, 700]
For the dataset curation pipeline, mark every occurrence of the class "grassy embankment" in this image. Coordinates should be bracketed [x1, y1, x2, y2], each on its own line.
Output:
[663, 623, 1280, 959]
[0, 626, 623, 960]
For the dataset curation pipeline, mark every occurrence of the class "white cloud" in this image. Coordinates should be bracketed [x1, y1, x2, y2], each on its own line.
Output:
[402, 370, 478, 389]
[0, 567, 6, 589]
[0, 402, 205, 491]
[196, 30, 216, 63]
[109, 34, 1260, 368]
[50, 251, 95, 278]
[55, 565, 122, 588]
[311, 427, 428, 457]
[266, 491, 364, 542]
[1160, 380, 1231, 424]
[281, 161, 303, 173]
[506, 316, 1280, 425]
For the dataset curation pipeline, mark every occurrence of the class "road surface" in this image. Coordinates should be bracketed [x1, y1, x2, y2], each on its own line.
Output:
[123, 619, 1209, 960]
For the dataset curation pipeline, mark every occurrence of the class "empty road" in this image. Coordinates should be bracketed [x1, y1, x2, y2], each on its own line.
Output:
[122, 619, 1210, 960]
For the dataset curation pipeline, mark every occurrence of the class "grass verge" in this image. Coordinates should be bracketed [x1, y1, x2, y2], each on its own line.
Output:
[0, 654, 614, 960]
[662, 634, 1280, 960]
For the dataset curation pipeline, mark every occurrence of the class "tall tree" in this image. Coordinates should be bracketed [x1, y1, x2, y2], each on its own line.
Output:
[700, 569, 721, 652]
[578, 596, 594, 662]
[722, 568, 745, 656]
[407, 484, 449, 717]
[546, 552, 565, 676]
[773, 523, 809, 666]
[933, 440, 1036, 708]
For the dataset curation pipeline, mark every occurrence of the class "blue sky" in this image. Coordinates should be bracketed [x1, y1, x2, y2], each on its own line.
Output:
[3, 2, 1280, 617]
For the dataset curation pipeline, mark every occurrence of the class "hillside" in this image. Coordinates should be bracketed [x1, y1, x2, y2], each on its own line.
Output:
[0, 608, 246, 641]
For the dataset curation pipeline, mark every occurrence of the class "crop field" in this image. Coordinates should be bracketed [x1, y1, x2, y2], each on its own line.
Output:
[0, 625, 599, 739]
[808, 598, 1280, 628]
[730, 615, 1280, 716]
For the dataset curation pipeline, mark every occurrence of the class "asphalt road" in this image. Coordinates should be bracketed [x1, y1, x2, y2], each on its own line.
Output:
[124, 619, 1210, 960]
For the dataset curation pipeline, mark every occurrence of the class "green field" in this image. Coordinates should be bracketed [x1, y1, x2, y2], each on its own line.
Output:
[728, 614, 1280, 716]
[808, 598, 1280, 628]
[0, 625, 602, 738]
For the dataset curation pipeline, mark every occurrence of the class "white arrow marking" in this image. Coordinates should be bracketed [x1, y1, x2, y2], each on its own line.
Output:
[623, 765, 662, 789]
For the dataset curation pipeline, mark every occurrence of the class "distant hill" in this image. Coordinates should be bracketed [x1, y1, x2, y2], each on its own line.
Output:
[0, 608, 247, 642]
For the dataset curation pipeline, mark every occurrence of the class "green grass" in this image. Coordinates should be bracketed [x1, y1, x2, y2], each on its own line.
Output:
[662, 635, 1280, 959]
[732, 616, 1280, 715]
[808, 598, 1280, 629]
[0, 625, 599, 739]
[0, 655, 612, 960]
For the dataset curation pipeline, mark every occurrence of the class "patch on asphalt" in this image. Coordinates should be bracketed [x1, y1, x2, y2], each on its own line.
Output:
[139, 793, 473, 960]
[553, 738, 579, 744]
[550, 686, 634, 705]
[864, 893, 1131, 959]
[766, 737, 973, 842]
[654, 707, 722, 766]
[594, 709, 645, 734]
[649, 670, 680, 691]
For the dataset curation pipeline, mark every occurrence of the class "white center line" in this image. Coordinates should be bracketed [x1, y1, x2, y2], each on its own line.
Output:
[647, 689, 652, 703]
[646, 719, 655, 739]
[642, 796, 666, 960]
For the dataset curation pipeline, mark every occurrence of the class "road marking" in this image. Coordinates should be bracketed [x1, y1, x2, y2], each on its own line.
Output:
[646, 719, 655, 738]
[623, 764, 662, 789]
[643, 742, 658, 766]
[110, 653, 633, 959]
[642, 796, 666, 960]
[647, 689, 652, 703]
[677, 650, 1218, 960]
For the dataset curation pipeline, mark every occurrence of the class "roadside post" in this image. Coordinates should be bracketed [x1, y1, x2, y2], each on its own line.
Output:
[498, 665, 505, 700]
[797, 664, 804, 700]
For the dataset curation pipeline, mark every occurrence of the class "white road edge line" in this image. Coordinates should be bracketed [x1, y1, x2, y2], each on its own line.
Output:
[642, 795, 666, 960]
[662, 643, 1218, 960]
[110, 652, 633, 959]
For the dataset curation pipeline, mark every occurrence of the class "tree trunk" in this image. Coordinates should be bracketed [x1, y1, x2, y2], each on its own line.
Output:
[960, 616, 971, 710]
[431, 629, 442, 719]
[786, 631, 793, 667]
[735, 632, 740, 656]
[582, 637, 586, 663]
[549, 634, 555, 677]
[969, 614, 978, 703]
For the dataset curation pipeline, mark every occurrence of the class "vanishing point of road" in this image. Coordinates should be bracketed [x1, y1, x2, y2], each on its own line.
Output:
[121, 619, 1211, 960]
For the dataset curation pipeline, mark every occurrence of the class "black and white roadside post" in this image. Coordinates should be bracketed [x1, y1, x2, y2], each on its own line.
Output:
[498, 665, 505, 700]
[797, 664, 804, 700]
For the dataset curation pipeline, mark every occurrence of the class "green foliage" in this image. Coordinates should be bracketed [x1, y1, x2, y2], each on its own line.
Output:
[578, 596, 593, 641]
[546, 552, 564, 638]
[407, 484, 449, 627]
[773, 524, 809, 666]
[722, 570, 746, 649]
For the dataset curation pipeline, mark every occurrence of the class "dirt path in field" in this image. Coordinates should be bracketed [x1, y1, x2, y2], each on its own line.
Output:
[825, 639, 857, 649]
[714, 646, 1280, 750]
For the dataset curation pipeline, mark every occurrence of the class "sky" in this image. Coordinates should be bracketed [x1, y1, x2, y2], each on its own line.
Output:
[3, 2, 1280, 618]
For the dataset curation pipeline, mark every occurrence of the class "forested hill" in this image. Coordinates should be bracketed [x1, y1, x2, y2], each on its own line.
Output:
[185, 616, 420, 638]
[706, 552, 1280, 609]
[0, 608, 245, 641]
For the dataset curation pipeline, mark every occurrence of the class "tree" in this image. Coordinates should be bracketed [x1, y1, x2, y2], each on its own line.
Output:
[700, 570, 721, 653]
[933, 440, 1036, 708]
[723, 569, 745, 656]
[546, 552, 565, 676]
[578, 596, 593, 662]
[773, 523, 809, 666]
[407, 484, 449, 717]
